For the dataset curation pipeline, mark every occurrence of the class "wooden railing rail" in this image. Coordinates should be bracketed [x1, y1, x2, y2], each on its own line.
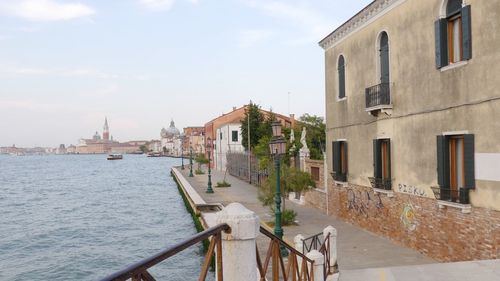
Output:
[257, 226, 315, 281]
[99, 223, 231, 281]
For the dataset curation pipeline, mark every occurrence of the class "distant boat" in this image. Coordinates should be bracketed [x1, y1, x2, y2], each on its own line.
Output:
[147, 152, 163, 157]
[107, 154, 123, 160]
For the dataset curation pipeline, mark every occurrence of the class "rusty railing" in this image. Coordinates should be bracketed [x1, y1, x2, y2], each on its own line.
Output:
[99, 223, 231, 281]
[257, 226, 315, 281]
[302, 232, 332, 279]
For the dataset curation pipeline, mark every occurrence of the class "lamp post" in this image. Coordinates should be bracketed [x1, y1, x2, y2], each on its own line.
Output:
[269, 121, 287, 256]
[181, 136, 185, 170]
[206, 137, 214, 194]
[189, 146, 194, 177]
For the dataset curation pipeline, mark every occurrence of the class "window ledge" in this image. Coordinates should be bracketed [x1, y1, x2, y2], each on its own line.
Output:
[437, 200, 472, 213]
[373, 188, 394, 197]
[312, 188, 327, 194]
[334, 181, 348, 187]
[440, 60, 468, 72]
[337, 97, 347, 102]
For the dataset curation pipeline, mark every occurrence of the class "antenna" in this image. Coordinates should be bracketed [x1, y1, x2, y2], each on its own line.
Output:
[288, 92, 291, 115]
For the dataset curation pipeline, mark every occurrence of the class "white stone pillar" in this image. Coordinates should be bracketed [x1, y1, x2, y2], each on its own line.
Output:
[216, 203, 260, 281]
[306, 250, 324, 281]
[323, 225, 337, 269]
[294, 234, 305, 272]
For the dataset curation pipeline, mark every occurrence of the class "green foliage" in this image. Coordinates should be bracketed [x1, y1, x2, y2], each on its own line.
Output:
[195, 169, 205, 175]
[281, 209, 298, 226]
[195, 153, 209, 170]
[297, 114, 326, 160]
[162, 146, 167, 153]
[139, 145, 148, 153]
[215, 181, 231, 187]
[240, 103, 275, 151]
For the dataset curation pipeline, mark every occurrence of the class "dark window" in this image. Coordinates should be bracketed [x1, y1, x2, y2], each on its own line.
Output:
[332, 141, 347, 182]
[436, 134, 474, 204]
[338, 55, 346, 99]
[371, 139, 391, 190]
[379, 32, 390, 84]
[435, 2, 472, 68]
[231, 131, 238, 142]
[311, 167, 320, 182]
[220, 132, 223, 140]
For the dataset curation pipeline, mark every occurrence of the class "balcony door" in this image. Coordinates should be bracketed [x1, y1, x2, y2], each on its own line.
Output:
[379, 32, 390, 84]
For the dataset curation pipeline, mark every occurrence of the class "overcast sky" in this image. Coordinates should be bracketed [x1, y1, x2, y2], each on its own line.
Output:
[0, 0, 371, 147]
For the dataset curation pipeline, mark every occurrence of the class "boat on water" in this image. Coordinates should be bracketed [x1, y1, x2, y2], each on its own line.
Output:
[107, 154, 123, 160]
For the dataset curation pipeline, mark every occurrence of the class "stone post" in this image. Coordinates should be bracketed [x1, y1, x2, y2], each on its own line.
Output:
[294, 234, 305, 272]
[306, 250, 324, 281]
[323, 225, 337, 270]
[216, 203, 260, 281]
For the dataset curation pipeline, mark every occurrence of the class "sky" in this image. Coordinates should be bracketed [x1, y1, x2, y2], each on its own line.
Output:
[0, 0, 372, 147]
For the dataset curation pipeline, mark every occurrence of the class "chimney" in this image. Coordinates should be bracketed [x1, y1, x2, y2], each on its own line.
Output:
[233, 106, 237, 111]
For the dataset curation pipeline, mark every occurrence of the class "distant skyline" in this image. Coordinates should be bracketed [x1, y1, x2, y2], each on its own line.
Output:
[0, 0, 372, 147]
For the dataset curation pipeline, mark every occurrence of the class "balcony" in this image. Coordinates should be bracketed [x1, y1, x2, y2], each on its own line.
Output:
[365, 83, 392, 115]
[431, 186, 471, 213]
[368, 177, 392, 190]
[331, 172, 347, 183]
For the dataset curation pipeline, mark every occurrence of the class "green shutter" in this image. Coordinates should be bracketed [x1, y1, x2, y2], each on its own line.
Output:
[435, 19, 448, 69]
[343, 141, 348, 174]
[462, 5, 472, 60]
[333, 141, 340, 175]
[464, 134, 475, 189]
[387, 140, 391, 179]
[436, 135, 451, 200]
[373, 139, 381, 178]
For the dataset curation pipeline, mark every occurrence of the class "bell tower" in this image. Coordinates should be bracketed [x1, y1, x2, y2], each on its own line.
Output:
[103, 117, 110, 141]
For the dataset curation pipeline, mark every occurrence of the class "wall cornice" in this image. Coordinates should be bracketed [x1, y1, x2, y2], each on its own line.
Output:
[319, 0, 406, 50]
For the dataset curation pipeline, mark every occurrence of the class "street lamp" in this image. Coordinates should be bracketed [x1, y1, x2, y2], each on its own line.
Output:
[189, 145, 194, 177]
[206, 137, 214, 194]
[269, 121, 287, 256]
[181, 136, 185, 170]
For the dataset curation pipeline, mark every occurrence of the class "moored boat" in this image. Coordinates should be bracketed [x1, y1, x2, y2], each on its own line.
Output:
[107, 154, 123, 160]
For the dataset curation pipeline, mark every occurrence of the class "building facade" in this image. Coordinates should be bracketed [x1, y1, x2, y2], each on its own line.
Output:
[214, 124, 244, 171]
[320, 0, 500, 261]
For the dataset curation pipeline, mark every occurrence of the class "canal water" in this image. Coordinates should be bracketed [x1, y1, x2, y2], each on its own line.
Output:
[0, 154, 209, 281]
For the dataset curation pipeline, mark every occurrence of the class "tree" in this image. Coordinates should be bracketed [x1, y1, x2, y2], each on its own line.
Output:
[195, 153, 209, 171]
[241, 102, 265, 151]
[139, 145, 148, 153]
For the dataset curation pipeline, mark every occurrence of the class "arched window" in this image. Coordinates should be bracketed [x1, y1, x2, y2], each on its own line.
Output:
[337, 55, 346, 99]
[379, 32, 390, 84]
[435, 0, 472, 68]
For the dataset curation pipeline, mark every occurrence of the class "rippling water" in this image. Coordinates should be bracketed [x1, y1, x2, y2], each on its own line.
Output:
[0, 154, 208, 281]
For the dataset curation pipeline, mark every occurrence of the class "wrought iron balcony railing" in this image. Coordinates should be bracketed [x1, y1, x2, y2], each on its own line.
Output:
[331, 172, 347, 182]
[431, 187, 470, 204]
[365, 83, 391, 109]
[368, 177, 392, 191]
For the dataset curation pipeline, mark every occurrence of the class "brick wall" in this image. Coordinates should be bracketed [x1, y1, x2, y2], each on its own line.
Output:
[304, 159, 325, 189]
[325, 182, 500, 262]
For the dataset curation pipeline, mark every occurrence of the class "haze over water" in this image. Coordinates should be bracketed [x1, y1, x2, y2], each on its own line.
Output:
[0, 155, 208, 281]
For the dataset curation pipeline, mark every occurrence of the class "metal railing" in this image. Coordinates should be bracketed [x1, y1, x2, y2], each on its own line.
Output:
[331, 172, 347, 182]
[368, 177, 392, 191]
[365, 83, 391, 109]
[257, 226, 315, 281]
[431, 187, 470, 204]
[99, 223, 231, 281]
[301, 232, 332, 279]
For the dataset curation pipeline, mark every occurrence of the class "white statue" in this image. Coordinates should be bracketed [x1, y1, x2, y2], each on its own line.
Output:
[290, 129, 295, 143]
[300, 127, 308, 149]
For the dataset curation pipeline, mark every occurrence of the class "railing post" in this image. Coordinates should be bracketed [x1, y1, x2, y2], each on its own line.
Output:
[306, 250, 324, 281]
[216, 203, 259, 281]
[323, 226, 337, 271]
[294, 234, 305, 273]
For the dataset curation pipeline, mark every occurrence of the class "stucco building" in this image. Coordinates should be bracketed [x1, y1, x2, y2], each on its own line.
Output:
[319, 0, 499, 261]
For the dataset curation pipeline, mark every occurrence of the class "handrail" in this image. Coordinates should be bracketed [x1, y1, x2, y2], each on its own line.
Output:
[99, 223, 231, 281]
[259, 226, 314, 263]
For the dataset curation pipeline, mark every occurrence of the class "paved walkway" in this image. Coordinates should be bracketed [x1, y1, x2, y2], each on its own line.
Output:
[176, 166, 435, 271]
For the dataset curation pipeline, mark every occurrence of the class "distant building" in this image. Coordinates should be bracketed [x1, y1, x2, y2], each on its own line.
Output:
[56, 144, 67, 154]
[205, 104, 295, 171]
[183, 127, 205, 154]
[160, 120, 182, 156]
[76, 117, 119, 154]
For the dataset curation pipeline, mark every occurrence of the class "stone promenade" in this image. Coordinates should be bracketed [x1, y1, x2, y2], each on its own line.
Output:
[174, 166, 434, 270]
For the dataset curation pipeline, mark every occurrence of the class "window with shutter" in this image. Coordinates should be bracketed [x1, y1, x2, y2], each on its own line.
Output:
[435, 1, 472, 69]
[436, 133, 474, 204]
[338, 55, 346, 99]
[372, 139, 391, 190]
[332, 140, 347, 182]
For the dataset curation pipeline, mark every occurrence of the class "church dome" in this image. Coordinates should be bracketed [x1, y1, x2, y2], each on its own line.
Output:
[161, 120, 180, 138]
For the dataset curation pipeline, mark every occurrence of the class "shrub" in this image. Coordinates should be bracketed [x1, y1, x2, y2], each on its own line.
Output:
[215, 181, 231, 187]
[195, 169, 205, 175]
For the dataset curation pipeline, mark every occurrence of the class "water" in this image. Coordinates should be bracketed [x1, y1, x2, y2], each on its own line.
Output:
[0, 154, 208, 281]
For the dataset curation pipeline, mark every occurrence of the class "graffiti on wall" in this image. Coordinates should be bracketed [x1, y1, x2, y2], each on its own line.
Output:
[401, 202, 417, 231]
[346, 188, 384, 217]
[398, 183, 426, 197]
